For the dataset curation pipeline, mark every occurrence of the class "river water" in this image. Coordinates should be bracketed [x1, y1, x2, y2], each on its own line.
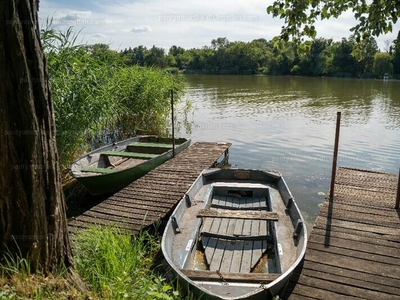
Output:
[176, 75, 400, 225]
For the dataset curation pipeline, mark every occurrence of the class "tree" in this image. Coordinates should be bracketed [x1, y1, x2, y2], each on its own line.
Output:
[168, 45, 186, 69]
[392, 31, 400, 75]
[0, 0, 72, 272]
[265, 39, 296, 75]
[145, 45, 166, 68]
[123, 46, 148, 66]
[372, 52, 393, 78]
[211, 37, 229, 50]
[267, 0, 399, 42]
[330, 38, 359, 77]
[351, 36, 379, 75]
[297, 38, 331, 76]
[168, 45, 185, 57]
[86, 43, 121, 63]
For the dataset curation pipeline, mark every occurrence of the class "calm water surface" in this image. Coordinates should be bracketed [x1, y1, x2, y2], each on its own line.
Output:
[177, 75, 400, 226]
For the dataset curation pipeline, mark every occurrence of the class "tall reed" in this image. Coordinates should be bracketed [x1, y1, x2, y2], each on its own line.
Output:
[41, 24, 185, 167]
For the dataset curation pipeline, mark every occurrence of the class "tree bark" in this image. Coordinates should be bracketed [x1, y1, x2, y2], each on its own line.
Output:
[0, 0, 73, 272]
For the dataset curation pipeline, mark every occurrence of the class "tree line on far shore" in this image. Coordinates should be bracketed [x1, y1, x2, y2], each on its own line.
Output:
[97, 33, 400, 79]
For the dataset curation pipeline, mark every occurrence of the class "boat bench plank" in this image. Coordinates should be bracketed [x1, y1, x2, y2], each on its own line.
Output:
[180, 269, 281, 284]
[128, 142, 172, 148]
[198, 209, 278, 221]
[202, 231, 274, 241]
[101, 151, 157, 159]
[81, 167, 117, 174]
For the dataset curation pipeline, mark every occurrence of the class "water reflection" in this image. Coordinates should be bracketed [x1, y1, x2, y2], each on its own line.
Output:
[179, 75, 400, 224]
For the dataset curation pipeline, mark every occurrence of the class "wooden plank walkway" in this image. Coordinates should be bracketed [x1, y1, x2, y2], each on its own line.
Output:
[68, 142, 231, 234]
[285, 167, 400, 300]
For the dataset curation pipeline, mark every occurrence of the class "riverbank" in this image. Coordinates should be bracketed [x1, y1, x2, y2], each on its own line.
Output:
[0, 226, 181, 300]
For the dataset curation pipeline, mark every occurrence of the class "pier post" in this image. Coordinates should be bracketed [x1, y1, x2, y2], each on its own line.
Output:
[396, 167, 400, 210]
[330, 112, 341, 200]
[171, 90, 175, 157]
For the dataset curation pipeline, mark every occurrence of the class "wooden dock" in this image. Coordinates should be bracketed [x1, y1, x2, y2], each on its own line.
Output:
[68, 142, 231, 234]
[285, 167, 400, 299]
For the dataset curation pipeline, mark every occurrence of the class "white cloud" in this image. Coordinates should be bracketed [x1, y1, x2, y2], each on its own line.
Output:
[59, 11, 92, 21]
[92, 33, 106, 38]
[39, 0, 400, 51]
[131, 26, 152, 34]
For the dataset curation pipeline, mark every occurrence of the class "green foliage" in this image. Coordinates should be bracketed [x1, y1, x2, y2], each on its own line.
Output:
[111, 66, 185, 138]
[392, 31, 400, 75]
[0, 249, 88, 299]
[330, 38, 360, 77]
[267, 0, 399, 42]
[121, 45, 169, 67]
[372, 52, 393, 77]
[41, 25, 184, 167]
[44, 28, 120, 166]
[0, 246, 31, 278]
[123, 34, 400, 79]
[72, 225, 181, 300]
[351, 36, 379, 75]
[0, 228, 184, 300]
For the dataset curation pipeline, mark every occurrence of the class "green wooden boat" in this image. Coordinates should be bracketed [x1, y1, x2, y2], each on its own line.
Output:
[69, 135, 191, 195]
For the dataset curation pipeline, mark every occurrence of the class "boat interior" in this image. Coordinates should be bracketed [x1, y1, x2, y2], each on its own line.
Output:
[76, 137, 183, 176]
[163, 169, 306, 299]
[175, 182, 288, 286]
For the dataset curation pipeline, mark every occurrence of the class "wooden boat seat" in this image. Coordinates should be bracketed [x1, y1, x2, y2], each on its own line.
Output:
[100, 151, 157, 159]
[201, 231, 274, 242]
[81, 167, 117, 174]
[198, 209, 278, 221]
[180, 269, 281, 284]
[128, 142, 173, 148]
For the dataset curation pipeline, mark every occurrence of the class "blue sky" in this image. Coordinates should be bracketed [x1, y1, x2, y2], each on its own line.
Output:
[39, 0, 400, 51]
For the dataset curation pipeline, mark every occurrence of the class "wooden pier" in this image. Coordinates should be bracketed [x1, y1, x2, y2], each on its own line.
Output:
[68, 142, 231, 234]
[285, 167, 400, 299]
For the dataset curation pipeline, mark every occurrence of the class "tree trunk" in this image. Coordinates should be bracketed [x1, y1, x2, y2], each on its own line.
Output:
[0, 0, 73, 272]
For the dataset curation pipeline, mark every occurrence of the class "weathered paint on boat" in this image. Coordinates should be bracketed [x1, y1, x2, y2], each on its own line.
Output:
[161, 168, 307, 299]
[69, 135, 190, 195]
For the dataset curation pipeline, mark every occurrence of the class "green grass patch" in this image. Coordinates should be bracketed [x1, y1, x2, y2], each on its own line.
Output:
[72, 225, 181, 300]
[0, 225, 190, 299]
[0, 251, 90, 299]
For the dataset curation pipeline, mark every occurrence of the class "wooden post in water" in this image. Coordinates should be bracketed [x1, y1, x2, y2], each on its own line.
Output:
[395, 167, 400, 209]
[330, 112, 341, 200]
[171, 90, 175, 157]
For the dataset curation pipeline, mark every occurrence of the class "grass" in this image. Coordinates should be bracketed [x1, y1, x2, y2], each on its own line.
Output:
[0, 226, 185, 300]
[72, 225, 180, 300]
[0, 251, 89, 299]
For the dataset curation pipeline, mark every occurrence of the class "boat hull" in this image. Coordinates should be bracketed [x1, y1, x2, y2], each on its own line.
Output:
[69, 136, 190, 195]
[161, 168, 307, 299]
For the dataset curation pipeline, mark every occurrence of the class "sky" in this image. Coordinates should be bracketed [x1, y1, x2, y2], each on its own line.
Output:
[38, 0, 400, 52]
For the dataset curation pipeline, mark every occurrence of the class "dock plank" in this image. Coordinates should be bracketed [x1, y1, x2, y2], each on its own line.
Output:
[285, 167, 400, 299]
[68, 142, 231, 234]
